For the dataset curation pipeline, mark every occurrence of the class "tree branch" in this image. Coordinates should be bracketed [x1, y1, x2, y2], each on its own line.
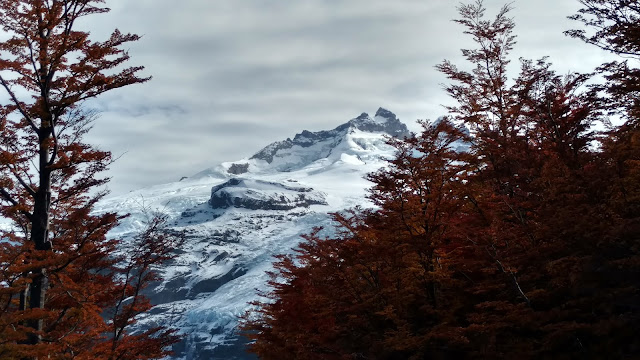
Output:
[0, 75, 38, 133]
[0, 187, 33, 221]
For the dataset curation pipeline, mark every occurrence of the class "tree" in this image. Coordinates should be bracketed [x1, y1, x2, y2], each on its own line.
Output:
[243, 120, 474, 360]
[244, 1, 640, 359]
[435, 1, 638, 357]
[430, 2, 612, 357]
[0, 1, 180, 358]
[566, 0, 640, 120]
[567, 4, 640, 357]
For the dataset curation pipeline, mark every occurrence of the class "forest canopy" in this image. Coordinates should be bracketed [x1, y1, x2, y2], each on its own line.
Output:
[243, 1, 640, 359]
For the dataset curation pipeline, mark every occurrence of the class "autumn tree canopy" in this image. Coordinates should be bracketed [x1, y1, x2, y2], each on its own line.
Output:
[566, 0, 640, 120]
[0, 1, 180, 359]
[243, 1, 640, 359]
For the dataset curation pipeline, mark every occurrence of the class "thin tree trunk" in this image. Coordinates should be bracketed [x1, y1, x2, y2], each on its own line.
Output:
[19, 283, 29, 312]
[26, 128, 53, 345]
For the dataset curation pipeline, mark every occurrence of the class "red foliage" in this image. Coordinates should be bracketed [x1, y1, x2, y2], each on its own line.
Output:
[0, 1, 181, 359]
[243, 1, 640, 359]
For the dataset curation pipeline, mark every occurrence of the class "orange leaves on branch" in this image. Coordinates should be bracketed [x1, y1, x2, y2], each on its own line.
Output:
[244, 121, 473, 360]
[0, 1, 179, 359]
[244, 1, 640, 359]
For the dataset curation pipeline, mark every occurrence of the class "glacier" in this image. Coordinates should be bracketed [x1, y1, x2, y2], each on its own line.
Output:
[95, 108, 411, 359]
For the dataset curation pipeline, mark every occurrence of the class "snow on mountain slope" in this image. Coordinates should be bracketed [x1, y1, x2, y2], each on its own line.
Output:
[95, 108, 410, 359]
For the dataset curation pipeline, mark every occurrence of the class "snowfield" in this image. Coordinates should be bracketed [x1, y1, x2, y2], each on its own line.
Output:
[95, 108, 409, 359]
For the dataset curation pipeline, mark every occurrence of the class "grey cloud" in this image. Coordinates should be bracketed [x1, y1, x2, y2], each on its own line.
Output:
[73, 0, 619, 195]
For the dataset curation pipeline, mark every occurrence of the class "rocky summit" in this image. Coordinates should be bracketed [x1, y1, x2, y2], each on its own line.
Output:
[208, 178, 327, 211]
[96, 109, 410, 359]
[248, 107, 410, 169]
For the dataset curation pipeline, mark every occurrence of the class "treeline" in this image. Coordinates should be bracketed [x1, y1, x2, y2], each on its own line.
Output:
[243, 1, 640, 359]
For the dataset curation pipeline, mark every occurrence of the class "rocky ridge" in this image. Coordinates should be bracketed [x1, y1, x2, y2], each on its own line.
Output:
[246, 107, 410, 170]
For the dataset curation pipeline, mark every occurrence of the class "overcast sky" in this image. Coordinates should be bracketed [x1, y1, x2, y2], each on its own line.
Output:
[78, 0, 616, 195]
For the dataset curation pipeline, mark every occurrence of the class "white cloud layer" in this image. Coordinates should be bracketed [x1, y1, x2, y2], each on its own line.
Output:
[75, 0, 617, 195]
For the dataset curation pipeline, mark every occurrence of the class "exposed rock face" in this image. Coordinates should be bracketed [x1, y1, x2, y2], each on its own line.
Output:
[348, 107, 410, 137]
[188, 266, 247, 298]
[209, 178, 327, 210]
[250, 107, 409, 164]
[227, 163, 249, 175]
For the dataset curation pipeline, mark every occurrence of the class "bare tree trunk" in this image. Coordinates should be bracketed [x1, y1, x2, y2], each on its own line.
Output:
[19, 283, 29, 312]
[27, 127, 53, 345]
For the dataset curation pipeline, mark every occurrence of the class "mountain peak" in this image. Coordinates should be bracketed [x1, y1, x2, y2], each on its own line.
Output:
[101, 108, 411, 359]
[247, 109, 409, 168]
[375, 107, 396, 120]
[346, 108, 409, 138]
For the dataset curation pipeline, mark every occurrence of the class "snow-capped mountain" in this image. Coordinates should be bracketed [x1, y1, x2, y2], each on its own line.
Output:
[96, 108, 410, 359]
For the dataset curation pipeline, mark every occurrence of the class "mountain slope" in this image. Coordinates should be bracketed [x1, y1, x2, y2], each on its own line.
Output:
[96, 108, 410, 359]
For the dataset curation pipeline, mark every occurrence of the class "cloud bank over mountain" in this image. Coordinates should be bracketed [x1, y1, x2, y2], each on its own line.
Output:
[83, 0, 614, 195]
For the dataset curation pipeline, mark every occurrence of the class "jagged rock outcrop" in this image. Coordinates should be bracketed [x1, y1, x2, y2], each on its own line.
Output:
[208, 178, 327, 210]
[250, 107, 409, 165]
[348, 107, 410, 137]
[227, 163, 249, 175]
